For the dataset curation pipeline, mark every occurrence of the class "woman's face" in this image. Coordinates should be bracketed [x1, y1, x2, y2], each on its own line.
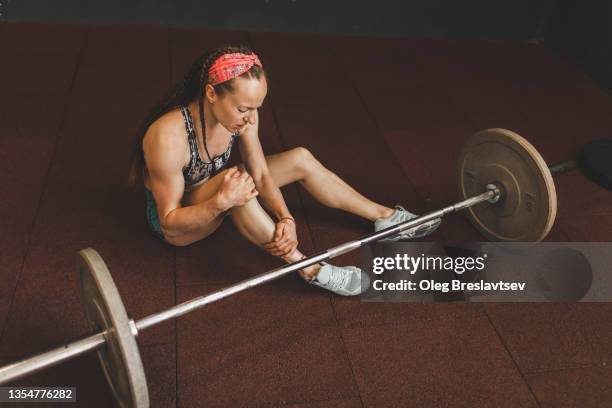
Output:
[209, 75, 268, 133]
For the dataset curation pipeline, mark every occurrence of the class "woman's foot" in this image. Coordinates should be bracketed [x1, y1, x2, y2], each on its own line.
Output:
[308, 263, 370, 296]
[374, 205, 441, 242]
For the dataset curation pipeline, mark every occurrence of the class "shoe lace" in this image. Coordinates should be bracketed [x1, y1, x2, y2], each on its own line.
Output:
[326, 265, 351, 290]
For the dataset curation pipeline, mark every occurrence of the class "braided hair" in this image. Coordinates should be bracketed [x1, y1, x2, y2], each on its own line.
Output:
[127, 45, 265, 187]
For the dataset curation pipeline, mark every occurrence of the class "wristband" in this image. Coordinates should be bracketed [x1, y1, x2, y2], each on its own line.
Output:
[279, 216, 295, 224]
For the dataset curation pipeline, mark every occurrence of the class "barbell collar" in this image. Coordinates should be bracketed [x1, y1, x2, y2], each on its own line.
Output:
[129, 319, 139, 338]
[451, 188, 498, 212]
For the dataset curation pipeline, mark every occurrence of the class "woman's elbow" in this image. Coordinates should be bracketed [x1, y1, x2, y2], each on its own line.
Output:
[159, 215, 185, 246]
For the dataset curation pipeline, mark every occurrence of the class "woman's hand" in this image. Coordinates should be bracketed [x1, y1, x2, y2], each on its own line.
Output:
[264, 218, 298, 257]
[217, 167, 258, 208]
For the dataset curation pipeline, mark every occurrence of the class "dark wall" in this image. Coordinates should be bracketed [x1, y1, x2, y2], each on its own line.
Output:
[545, 1, 612, 92]
[2, 0, 554, 40]
[2, 1, 611, 92]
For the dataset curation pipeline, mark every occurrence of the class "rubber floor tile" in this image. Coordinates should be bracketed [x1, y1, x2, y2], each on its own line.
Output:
[68, 26, 170, 116]
[279, 398, 363, 408]
[484, 303, 601, 373]
[555, 170, 612, 222]
[176, 282, 358, 407]
[342, 314, 538, 407]
[0, 266, 90, 358]
[302, 206, 375, 240]
[541, 223, 570, 241]
[251, 32, 424, 209]
[331, 35, 432, 80]
[410, 41, 539, 79]
[496, 87, 612, 168]
[332, 242, 480, 329]
[0, 352, 116, 407]
[0, 25, 176, 357]
[0, 239, 29, 331]
[304, 223, 379, 275]
[0, 23, 83, 95]
[565, 303, 612, 365]
[0, 24, 84, 335]
[332, 298, 481, 331]
[525, 366, 612, 408]
[0, 242, 174, 357]
[355, 78, 478, 137]
[339, 36, 612, 166]
[410, 41, 612, 162]
[140, 343, 177, 408]
[377, 113, 475, 185]
[354, 73, 478, 206]
[0, 114, 63, 336]
[1, 342, 176, 408]
[555, 164, 612, 241]
[410, 40, 583, 93]
[175, 220, 284, 285]
[557, 208, 612, 241]
[515, 85, 612, 146]
[408, 43, 572, 132]
[381, 126, 485, 242]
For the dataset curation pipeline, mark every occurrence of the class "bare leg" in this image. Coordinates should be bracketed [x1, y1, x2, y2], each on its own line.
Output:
[181, 147, 395, 278]
[183, 167, 319, 279]
[228, 198, 320, 280]
[265, 147, 394, 221]
[229, 147, 396, 278]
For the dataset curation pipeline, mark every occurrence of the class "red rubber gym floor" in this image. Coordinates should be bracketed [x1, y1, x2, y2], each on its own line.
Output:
[1, 22, 612, 407]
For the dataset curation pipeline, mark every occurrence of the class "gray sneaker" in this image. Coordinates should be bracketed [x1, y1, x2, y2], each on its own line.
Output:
[310, 263, 370, 296]
[374, 205, 441, 242]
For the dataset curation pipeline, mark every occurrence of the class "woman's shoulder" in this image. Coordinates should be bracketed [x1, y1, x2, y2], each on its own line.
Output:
[143, 109, 190, 167]
[145, 109, 187, 149]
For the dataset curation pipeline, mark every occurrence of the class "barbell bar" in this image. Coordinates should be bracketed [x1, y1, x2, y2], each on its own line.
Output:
[0, 129, 577, 407]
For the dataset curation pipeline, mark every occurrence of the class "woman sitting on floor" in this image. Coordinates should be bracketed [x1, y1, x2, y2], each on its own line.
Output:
[127, 45, 440, 296]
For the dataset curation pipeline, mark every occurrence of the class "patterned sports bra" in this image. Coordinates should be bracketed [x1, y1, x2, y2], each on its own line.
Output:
[180, 106, 239, 189]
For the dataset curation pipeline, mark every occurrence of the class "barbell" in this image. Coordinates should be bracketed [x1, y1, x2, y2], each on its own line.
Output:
[0, 129, 584, 407]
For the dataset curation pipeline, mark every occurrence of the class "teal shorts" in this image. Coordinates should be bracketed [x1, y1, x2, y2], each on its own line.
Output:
[145, 189, 165, 241]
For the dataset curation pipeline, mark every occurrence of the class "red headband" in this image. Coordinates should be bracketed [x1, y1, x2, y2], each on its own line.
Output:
[208, 52, 263, 85]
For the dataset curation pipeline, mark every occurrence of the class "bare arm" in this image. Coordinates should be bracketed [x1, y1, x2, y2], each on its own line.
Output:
[143, 122, 229, 242]
[238, 111, 298, 256]
[238, 110, 292, 221]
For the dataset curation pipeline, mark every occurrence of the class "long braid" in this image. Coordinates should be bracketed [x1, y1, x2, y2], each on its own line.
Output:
[127, 45, 261, 187]
[127, 55, 205, 186]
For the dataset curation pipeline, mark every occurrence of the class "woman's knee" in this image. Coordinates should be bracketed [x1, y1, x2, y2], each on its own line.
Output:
[291, 146, 320, 176]
[228, 194, 261, 217]
[162, 230, 195, 247]
[163, 235, 192, 247]
[183, 168, 235, 206]
[161, 216, 225, 247]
